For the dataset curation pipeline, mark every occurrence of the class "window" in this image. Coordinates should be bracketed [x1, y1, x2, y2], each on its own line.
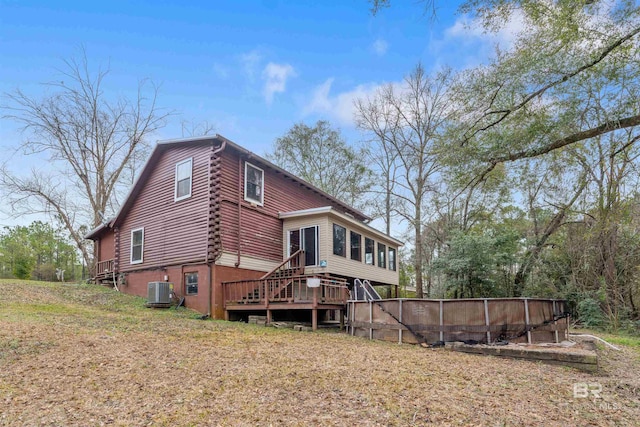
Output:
[185, 272, 198, 295]
[350, 231, 361, 261]
[389, 248, 396, 271]
[378, 243, 386, 268]
[130, 228, 144, 264]
[333, 224, 346, 257]
[365, 237, 374, 265]
[288, 226, 319, 267]
[244, 162, 264, 205]
[175, 158, 193, 201]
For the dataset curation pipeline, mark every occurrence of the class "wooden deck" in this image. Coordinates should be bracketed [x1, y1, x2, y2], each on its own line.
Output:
[94, 258, 115, 283]
[222, 250, 348, 329]
[222, 274, 348, 329]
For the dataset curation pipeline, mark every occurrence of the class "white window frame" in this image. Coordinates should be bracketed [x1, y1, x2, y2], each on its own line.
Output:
[287, 225, 319, 267]
[174, 158, 193, 202]
[244, 162, 264, 206]
[130, 227, 144, 264]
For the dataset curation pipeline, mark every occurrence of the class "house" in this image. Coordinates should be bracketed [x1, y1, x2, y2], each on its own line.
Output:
[85, 135, 402, 328]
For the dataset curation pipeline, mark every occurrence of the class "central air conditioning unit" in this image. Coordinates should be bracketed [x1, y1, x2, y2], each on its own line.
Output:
[147, 281, 172, 306]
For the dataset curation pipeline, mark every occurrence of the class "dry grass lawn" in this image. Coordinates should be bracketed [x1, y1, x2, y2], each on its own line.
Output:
[1, 280, 639, 426]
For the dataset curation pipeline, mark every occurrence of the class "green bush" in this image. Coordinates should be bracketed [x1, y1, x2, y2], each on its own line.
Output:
[576, 298, 605, 329]
[13, 256, 34, 280]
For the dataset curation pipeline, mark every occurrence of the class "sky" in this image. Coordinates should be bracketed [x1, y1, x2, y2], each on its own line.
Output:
[0, 0, 519, 228]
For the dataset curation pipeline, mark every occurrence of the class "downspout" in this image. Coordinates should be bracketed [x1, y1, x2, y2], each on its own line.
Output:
[236, 155, 242, 267]
[207, 140, 226, 318]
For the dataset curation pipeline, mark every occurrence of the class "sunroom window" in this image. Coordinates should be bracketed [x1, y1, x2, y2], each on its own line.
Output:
[389, 248, 396, 271]
[365, 237, 374, 265]
[378, 243, 386, 268]
[350, 231, 361, 261]
[333, 224, 346, 257]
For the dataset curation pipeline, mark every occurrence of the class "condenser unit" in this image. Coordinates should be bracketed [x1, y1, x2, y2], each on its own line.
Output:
[147, 281, 172, 306]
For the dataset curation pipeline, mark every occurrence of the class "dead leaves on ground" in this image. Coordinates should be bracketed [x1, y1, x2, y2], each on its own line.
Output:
[1, 281, 639, 426]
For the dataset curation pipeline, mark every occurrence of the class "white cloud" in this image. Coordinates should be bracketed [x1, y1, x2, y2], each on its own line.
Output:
[429, 11, 526, 69]
[239, 50, 262, 81]
[303, 78, 387, 126]
[262, 62, 296, 104]
[444, 11, 525, 51]
[371, 38, 389, 56]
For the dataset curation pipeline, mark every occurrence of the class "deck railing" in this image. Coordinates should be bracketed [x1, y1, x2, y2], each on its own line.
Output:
[260, 249, 304, 280]
[223, 274, 348, 307]
[96, 259, 115, 277]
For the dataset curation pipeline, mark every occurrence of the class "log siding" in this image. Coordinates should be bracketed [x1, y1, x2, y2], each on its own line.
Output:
[118, 144, 210, 272]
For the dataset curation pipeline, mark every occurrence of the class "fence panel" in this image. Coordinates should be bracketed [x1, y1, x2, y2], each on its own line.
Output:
[349, 298, 568, 345]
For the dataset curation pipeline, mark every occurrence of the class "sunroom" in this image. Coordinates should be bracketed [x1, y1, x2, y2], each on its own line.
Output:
[279, 206, 402, 293]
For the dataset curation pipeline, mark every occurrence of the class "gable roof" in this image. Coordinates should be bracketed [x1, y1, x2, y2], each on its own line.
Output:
[85, 134, 369, 239]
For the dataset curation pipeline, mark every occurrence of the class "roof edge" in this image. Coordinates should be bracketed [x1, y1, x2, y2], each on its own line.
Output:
[279, 206, 403, 247]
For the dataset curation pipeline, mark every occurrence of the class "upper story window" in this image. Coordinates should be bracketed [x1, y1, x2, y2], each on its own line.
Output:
[378, 243, 386, 268]
[175, 158, 193, 201]
[389, 248, 396, 271]
[333, 224, 346, 257]
[365, 237, 375, 265]
[244, 162, 264, 205]
[131, 227, 144, 264]
[350, 231, 361, 262]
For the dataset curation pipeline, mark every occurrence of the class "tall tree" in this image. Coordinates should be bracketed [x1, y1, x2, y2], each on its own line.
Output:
[356, 65, 455, 298]
[268, 120, 373, 209]
[450, 0, 640, 183]
[0, 222, 78, 281]
[1, 52, 170, 268]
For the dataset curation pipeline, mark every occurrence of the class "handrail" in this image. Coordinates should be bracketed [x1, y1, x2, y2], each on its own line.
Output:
[223, 273, 349, 307]
[260, 249, 304, 280]
[96, 259, 115, 276]
[353, 278, 380, 301]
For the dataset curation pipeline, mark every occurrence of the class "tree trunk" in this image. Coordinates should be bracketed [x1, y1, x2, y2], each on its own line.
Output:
[415, 211, 424, 298]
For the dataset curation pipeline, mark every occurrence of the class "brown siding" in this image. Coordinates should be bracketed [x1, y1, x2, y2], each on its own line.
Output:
[97, 229, 115, 261]
[118, 144, 210, 272]
[218, 149, 351, 265]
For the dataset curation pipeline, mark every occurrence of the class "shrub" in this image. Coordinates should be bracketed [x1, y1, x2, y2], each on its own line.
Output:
[576, 297, 605, 329]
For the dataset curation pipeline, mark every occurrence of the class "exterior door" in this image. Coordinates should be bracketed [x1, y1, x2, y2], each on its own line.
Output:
[288, 226, 318, 267]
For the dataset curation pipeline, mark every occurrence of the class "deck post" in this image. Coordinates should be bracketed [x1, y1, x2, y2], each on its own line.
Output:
[484, 299, 491, 344]
[439, 300, 444, 342]
[351, 301, 355, 336]
[524, 298, 532, 344]
[369, 300, 373, 340]
[398, 299, 403, 344]
[339, 309, 344, 331]
[266, 309, 272, 325]
[552, 300, 559, 343]
[312, 286, 318, 331]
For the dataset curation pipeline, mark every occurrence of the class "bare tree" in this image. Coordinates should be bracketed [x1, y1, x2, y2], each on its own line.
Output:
[268, 120, 373, 209]
[1, 52, 170, 268]
[365, 133, 399, 235]
[180, 119, 216, 137]
[355, 65, 455, 298]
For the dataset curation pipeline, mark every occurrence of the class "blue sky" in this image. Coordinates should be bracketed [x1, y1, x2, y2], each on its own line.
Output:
[0, 0, 519, 227]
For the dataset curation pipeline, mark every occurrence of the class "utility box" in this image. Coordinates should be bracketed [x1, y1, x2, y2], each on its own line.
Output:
[147, 281, 172, 306]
